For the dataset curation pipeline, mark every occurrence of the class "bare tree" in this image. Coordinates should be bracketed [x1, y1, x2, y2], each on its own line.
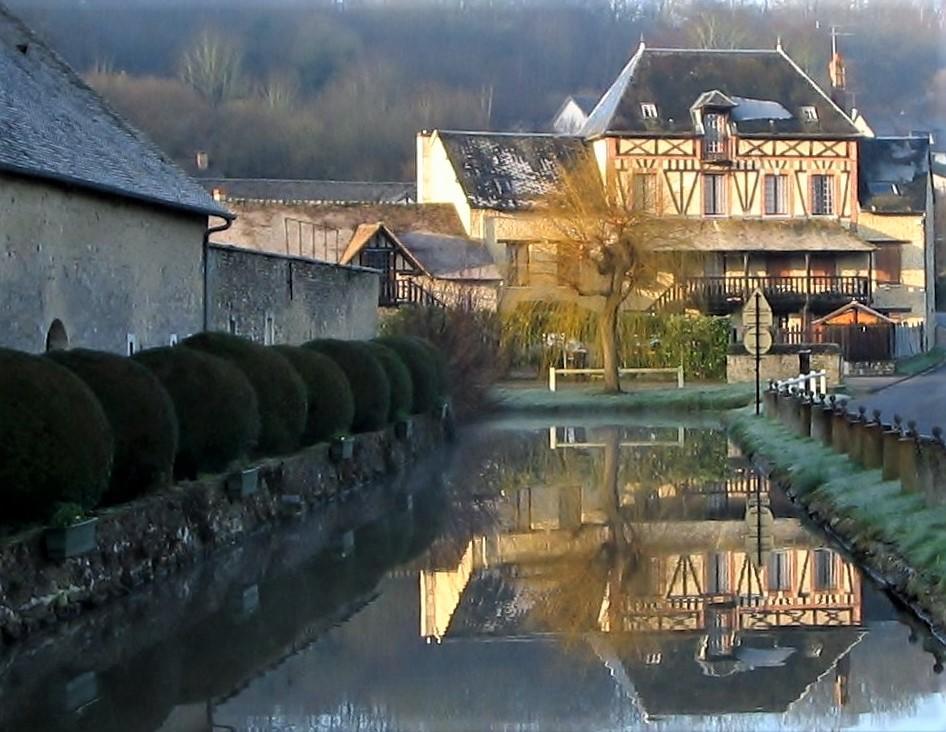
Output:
[541, 158, 691, 393]
[178, 30, 244, 106]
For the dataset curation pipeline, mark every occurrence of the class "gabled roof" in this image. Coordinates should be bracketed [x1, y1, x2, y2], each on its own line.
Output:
[557, 94, 600, 118]
[858, 137, 931, 214]
[813, 300, 896, 326]
[0, 4, 230, 219]
[436, 131, 590, 211]
[339, 222, 500, 281]
[201, 178, 416, 205]
[582, 46, 860, 138]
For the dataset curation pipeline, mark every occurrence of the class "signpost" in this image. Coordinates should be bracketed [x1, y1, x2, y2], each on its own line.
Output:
[742, 289, 773, 416]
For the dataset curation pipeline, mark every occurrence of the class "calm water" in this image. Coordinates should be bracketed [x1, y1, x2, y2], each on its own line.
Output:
[2, 416, 945, 732]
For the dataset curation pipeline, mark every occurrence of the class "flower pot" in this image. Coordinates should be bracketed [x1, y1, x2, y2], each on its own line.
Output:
[226, 466, 260, 499]
[330, 436, 354, 463]
[395, 418, 413, 441]
[45, 517, 98, 561]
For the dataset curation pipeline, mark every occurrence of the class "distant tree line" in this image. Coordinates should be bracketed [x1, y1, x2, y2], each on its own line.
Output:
[12, 0, 945, 180]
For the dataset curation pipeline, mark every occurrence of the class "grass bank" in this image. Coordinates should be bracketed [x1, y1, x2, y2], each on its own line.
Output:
[896, 347, 946, 376]
[726, 409, 946, 633]
[493, 383, 754, 414]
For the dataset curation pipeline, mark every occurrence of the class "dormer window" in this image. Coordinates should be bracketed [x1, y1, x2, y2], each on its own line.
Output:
[801, 106, 818, 122]
[702, 111, 731, 161]
[640, 103, 658, 119]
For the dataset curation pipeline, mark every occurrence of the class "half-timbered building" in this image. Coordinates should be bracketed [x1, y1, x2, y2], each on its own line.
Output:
[416, 43, 936, 344]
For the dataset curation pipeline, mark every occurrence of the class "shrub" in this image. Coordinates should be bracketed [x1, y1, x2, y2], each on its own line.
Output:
[374, 336, 439, 414]
[183, 332, 307, 455]
[366, 342, 413, 421]
[303, 339, 389, 432]
[0, 349, 113, 522]
[271, 345, 354, 443]
[133, 346, 260, 478]
[48, 349, 178, 504]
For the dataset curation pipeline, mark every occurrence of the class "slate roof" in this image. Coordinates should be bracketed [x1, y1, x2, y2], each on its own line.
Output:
[0, 4, 229, 219]
[857, 137, 931, 214]
[201, 178, 416, 204]
[436, 131, 590, 211]
[582, 47, 860, 138]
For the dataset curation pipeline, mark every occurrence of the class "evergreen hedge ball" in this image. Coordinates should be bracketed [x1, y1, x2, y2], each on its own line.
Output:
[133, 346, 260, 478]
[0, 349, 113, 522]
[183, 333, 307, 456]
[374, 336, 439, 414]
[271, 345, 354, 444]
[48, 349, 178, 504]
[303, 339, 390, 432]
[410, 336, 448, 400]
[366, 342, 413, 422]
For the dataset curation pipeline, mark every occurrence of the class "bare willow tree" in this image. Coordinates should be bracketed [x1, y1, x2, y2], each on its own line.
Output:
[542, 157, 691, 393]
[178, 30, 244, 106]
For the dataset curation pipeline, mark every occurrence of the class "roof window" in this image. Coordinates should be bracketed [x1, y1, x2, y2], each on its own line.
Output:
[800, 106, 818, 122]
[640, 103, 658, 120]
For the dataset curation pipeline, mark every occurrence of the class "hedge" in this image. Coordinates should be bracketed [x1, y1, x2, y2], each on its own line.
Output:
[0, 349, 113, 522]
[375, 336, 440, 413]
[303, 339, 389, 432]
[134, 346, 260, 478]
[183, 333, 307, 456]
[271, 345, 355, 443]
[410, 336, 448, 400]
[48, 349, 178, 504]
[366, 342, 413, 422]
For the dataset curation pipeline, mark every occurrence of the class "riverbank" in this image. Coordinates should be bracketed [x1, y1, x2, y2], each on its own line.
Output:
[492, 382, 754, 414]
[0, 414, 444, 647]
[726, 409, 946, 639]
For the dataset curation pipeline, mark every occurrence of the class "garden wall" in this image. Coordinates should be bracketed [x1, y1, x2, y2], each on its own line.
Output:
[0, 415, 442, 646]
[727, 343, 842, 386]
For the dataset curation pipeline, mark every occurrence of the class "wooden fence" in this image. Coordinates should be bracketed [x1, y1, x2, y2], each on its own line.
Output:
[775, 323, 923, 362]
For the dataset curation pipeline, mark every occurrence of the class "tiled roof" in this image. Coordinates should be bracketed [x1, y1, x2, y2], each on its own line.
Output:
[653, 219, 875, 253]
[0, 5, 229, 219]
[582, 47, 860, 138]
[437, 131, 590, 211]
[858, 137, 931, 214]
[201, 178, 416, 204]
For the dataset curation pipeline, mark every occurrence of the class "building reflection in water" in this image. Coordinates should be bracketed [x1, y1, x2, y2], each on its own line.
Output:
[419, 424, 864, 717]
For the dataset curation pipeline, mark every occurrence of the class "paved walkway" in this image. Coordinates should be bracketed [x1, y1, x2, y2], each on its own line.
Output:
[849, 363, 946, 436]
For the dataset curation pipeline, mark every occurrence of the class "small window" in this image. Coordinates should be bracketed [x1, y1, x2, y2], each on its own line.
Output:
[703, 173, 727, 216]
[640, 103, 658, 119]
[810, 174, 834, 215]
[875, 243, 902, 285]
[169, 333, 178, 346]
[813, 549, 837, 591]
[767, 550, 791, 591]
[702, 112, 729, 158]
[706, 552, 730, 593]
[764, 174, 788, 215]
[800, 106, 818, 122]
[126, 333, 138, 356]
[506, 243, 530, 287]
[264, 314, 276, 346]
[631, 173, 657, 212]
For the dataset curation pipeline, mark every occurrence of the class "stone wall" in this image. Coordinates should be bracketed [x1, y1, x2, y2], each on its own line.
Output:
[0, 172, 206, 354]
[0, 415, 443, 646]
[206, 244, 379, 343]
[727, 343, 842, 386]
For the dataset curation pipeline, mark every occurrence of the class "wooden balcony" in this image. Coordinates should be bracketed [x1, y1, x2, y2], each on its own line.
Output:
[651, 275, 871, 315]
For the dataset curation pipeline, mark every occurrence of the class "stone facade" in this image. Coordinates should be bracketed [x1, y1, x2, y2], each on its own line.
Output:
[0, 173, 206, 354]
[207, 245, 378, 344]
[726, 344, 842, 386]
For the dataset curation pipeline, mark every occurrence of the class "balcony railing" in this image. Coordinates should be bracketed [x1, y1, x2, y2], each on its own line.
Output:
[651, 275, 871, 314]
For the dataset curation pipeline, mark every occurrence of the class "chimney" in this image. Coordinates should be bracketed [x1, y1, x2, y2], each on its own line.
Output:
[828, 27, 852, 114]
[195, 151, 209, 171]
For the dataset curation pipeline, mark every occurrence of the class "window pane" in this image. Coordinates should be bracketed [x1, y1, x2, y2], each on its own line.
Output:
[767, 550, 791, 591]
[707, 552, 730, 593]
[632, 174, 656, 211]
[704, 174, 725, 216]
[811, 175, 834, 215]
[764, 175, 786, 215]
[813, 549, 837, 590]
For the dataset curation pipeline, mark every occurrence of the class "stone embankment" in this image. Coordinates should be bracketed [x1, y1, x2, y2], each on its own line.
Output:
[728, 388, 946, 640]
[0, 415, 443, 646]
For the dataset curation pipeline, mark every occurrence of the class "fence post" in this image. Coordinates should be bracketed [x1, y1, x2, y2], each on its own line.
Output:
[549, 367, 556, 393]
[882, 416, 903, 481]
[819, 371, 827, 396]
[677, 364, 684, 389]
[831, 399, 850, 454]
[899, 421, 920, 493]
[862, 410, 884, 470]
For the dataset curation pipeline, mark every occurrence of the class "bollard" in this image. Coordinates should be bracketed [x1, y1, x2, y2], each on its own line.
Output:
[861, 410, 884, 470]
[898, 422, 919, 493]
[821, 396, 836, 447]
[764, 386, 778, 418]
[799, 396, 813, 438]
[926, 427, 946, 506]
[777, 388, 795, 428]
[810, 395, 830, 442]
[915, 436, 937, 504]
[831, 400, 850, 454]
[882, 415, 904, 481]
[847, 406, 868, 464]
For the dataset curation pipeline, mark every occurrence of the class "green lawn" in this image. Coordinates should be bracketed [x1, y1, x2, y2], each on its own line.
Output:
[726, 410, 946, 613]
[492, 382, 754, 414]
[896, 347, 946, 376]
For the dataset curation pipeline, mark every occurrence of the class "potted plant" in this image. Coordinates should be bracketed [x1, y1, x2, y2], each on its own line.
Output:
[45, 503, 98, 561]
[226, 465, 260, 499]
[329, 432, 354, 463]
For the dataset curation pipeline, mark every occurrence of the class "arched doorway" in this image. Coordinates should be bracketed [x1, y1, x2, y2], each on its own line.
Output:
[45, 319, 68, 352]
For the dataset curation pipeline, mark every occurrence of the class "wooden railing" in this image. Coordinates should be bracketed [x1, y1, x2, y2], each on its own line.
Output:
[396, 278, 445, 308]
[650, 275, 871, 313]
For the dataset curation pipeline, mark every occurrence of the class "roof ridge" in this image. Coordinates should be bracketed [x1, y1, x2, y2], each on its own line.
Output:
[645, 47, 780, 54]
[203, 178, 413, 185]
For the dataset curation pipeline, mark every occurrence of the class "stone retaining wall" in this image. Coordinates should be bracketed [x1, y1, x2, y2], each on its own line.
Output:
[0, 415, 443, 647]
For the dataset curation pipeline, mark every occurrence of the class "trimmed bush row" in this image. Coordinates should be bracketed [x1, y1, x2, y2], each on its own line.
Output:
[0, 334, 448, 524]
